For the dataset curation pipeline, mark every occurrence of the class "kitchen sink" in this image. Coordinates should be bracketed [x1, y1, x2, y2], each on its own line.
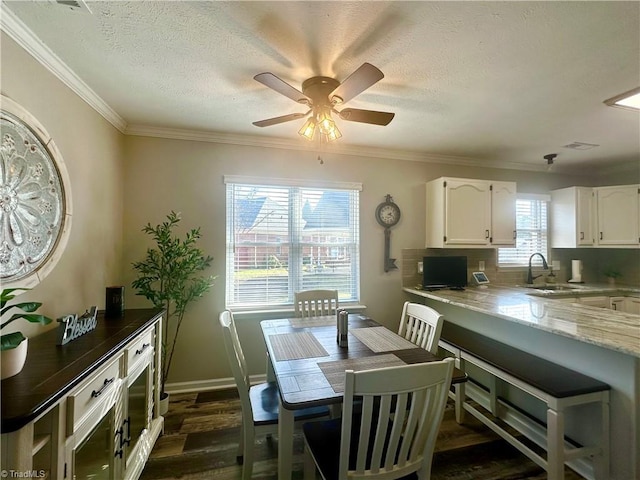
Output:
[526, 285, 578, 291]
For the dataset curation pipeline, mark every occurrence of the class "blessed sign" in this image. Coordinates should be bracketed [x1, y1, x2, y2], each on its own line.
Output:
[56, 306, 98, 346]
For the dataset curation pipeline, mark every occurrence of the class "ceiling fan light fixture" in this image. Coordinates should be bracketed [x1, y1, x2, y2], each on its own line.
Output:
[298, 117, 317, 140]
[316, 107, 335, 135]
[324, 123, 342, 141]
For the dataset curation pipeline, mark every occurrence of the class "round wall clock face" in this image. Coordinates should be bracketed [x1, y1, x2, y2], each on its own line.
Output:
[0, 96, 72, 288]
[375, 201, 401, 227]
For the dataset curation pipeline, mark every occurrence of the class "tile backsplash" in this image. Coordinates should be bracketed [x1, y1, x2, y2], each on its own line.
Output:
[402, 247, 639, 288]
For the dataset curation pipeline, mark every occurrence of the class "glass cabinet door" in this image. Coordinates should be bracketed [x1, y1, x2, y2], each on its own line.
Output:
[73, 408, 114, 480]
[124, 363, 150, 463]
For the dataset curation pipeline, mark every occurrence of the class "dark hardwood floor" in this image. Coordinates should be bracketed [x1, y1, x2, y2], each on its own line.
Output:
[140, 389, 585, 480]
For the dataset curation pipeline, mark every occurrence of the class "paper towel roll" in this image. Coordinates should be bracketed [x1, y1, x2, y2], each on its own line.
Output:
[569, 260, 583, 283]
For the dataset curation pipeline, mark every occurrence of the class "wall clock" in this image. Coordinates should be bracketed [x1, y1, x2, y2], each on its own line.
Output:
[0, 95, 72, 289]
[375, 194, 401, 272]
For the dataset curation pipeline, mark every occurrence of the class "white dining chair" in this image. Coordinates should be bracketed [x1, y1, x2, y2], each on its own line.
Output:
[397, 301, 444, 354]
[219, 310, 330, 480]
[294, 289, 339, 318]
[302, 358, 454, 480]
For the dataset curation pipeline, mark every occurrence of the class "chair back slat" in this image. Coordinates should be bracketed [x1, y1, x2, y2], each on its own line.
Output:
[294, 289, 339, 318]
[219, 310, 252, 412]
[398, 302, 444, 354]
[340, 359, 454, 480]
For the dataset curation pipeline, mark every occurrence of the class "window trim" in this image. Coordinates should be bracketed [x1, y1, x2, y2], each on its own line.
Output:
[225, 176, 361, 310]
[497, 194, 550, 269]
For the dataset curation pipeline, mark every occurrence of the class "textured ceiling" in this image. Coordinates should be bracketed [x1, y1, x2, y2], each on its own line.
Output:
[2, 1, 639, 174]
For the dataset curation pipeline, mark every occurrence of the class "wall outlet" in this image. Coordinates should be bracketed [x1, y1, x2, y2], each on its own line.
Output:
[479, 260, 485, 271]
[417, 261, 423, 274]
[552, 260, 560, 271]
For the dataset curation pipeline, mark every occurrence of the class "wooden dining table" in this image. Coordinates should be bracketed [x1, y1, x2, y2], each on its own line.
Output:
[260, 313, 467, 480]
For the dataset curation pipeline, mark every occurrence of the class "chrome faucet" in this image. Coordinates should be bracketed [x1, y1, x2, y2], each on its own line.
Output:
[527, 253, 549, 284]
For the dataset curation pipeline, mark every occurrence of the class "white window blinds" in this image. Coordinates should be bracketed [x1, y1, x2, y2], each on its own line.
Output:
[498, 197, 548, 266]
[225, 179, 360, 308]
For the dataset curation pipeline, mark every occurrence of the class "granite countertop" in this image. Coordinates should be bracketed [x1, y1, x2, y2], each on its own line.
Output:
[403, 284, 640, 358]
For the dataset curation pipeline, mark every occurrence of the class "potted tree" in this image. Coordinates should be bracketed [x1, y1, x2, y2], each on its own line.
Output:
[132, 211, 215, 413]
[1, 288, 53, 379]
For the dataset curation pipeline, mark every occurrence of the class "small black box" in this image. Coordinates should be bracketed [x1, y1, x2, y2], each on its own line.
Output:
[105, 286, 125, 317]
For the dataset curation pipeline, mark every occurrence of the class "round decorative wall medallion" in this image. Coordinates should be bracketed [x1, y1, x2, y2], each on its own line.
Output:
[1, 95, 72, 288]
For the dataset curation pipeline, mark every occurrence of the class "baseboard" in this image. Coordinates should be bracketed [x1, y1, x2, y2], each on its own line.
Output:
[164, 374, 268, 394]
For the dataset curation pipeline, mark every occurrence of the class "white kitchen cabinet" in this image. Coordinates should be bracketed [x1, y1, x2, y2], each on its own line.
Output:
[491, 181, 517, 246]
[550, 186, 594, 247]
[595, 185, 640, 247]
[610, 296, 626, 311]
[426, 177, 516, 248]
[624, 297, 640, 315]
[577, 296, 610, 308]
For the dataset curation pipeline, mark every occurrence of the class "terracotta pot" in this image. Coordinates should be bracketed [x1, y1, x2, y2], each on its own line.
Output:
[1, 337, 28, 380]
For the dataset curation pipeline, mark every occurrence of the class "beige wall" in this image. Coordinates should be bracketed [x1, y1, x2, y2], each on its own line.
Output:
[121, 135, 597, 388]
[3, 30, 638, 390]
[1, 34, 126, 337]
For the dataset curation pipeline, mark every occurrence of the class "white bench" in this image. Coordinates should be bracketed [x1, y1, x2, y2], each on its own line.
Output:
[439, 322, 610, 480]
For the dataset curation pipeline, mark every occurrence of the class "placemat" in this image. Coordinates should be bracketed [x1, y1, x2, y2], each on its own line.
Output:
[350, 326, 418, 353]
[289, 317, 336, 328]
[318, 354, 406, 392]
[269, 332, 329, 361]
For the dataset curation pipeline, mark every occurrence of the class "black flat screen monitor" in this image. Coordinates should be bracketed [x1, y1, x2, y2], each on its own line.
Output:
[423, 256, 468, 289]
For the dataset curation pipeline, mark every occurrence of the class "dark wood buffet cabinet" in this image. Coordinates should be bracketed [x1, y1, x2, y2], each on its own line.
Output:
[1, 309, 164, 480]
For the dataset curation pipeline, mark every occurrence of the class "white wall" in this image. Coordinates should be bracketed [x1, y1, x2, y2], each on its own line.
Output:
[1, 33, 126, 336]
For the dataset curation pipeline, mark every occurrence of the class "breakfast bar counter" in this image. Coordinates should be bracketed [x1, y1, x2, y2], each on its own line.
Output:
[403, 284, 640, 480]
[403, 284, 640, 357]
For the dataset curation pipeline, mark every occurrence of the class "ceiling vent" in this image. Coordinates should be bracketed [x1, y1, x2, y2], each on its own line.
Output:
[54, 0, 92, 13]
[562, 142, 599, 150]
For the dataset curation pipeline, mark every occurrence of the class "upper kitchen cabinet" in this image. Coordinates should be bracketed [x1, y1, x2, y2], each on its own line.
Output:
[491, 181, 517, 245]
[426, 177, 516, 248]
[595, 185, 640, 247]
[550, 186, 595, 247]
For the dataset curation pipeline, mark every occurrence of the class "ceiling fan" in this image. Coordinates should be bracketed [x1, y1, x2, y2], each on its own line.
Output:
[252, 63, 395, 142]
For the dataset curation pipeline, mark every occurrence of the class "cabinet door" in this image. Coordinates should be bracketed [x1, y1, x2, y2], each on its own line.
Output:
[444, 179, 491, 245]
[596, 186, 640, 245]
[577, 187, 594, 245]
[578, 296, 609, 308]
[625, 297, 640, 315]
[491, 181, 516, 245]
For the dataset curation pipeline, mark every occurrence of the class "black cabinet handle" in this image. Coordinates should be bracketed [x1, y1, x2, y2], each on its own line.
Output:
[91, 377, 115, 398]
[580, 232, 584, 240]
[485, 230, 490, 239]
[600, 232, 603, 240]
[135, 343, 151, 355]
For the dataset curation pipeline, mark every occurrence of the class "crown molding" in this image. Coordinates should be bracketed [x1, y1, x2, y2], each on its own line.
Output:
[0, 4, 127, 132]
[125, 124, 558, 173]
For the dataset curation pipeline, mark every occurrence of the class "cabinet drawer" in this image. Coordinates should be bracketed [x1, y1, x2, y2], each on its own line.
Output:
[126, 327, 154, 372]
[67, 357, 121, 434]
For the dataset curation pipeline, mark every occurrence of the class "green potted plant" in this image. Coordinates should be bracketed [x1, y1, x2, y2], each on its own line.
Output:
[603, 268, 622, 286]
[132, 211, 215, 412]
[1, 288, 53, 379]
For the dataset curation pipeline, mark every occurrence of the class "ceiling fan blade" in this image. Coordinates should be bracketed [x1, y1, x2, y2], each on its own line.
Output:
[330, 63, 385, 104]
[254, 73, 311, 104]
[338, 108, 395, 126]
[252, 112, 307, 127]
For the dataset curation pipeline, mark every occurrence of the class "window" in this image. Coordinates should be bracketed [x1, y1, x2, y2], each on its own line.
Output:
[225, 176, 361, 308]
[498, 195, 548, 267]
